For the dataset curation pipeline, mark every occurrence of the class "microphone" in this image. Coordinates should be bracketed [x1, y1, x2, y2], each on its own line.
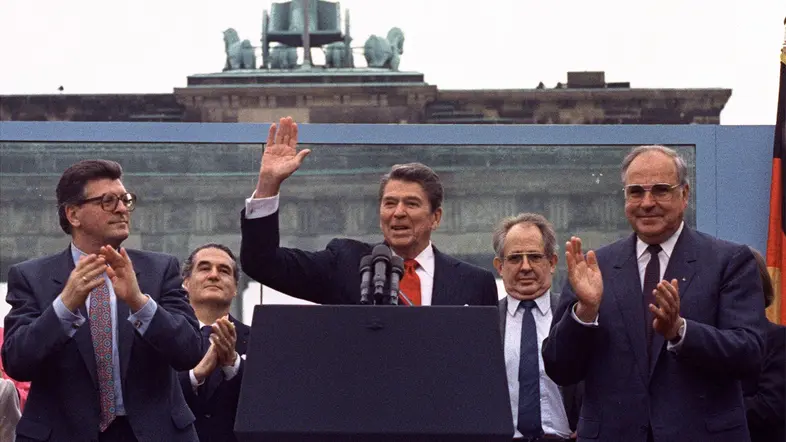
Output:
[359, 255, 373, 305]
[388, 256, 404, 305]
[371, 245, 391, 305]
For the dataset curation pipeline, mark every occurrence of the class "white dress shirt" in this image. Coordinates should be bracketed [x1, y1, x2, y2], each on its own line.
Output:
[504, 292, 571, 439]
[245, 193, 437, 305]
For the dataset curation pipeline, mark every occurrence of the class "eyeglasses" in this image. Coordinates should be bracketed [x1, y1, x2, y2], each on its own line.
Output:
[502, 252, 547, 266]
[77, 192, 137, 212]
[623, 183, 682, 202]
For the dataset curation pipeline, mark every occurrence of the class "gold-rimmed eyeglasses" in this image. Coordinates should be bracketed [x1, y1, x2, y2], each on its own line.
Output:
[502, 252, 547, 266]
[623, 183, 682, 202]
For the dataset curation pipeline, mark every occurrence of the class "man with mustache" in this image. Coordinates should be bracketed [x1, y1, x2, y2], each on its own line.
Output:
[240, 116, 497, 306]
[178, 243, 250, 442]
[542, 145, 766, 442]
[2, 159, 202, 441]
[493, 213, 580, 441]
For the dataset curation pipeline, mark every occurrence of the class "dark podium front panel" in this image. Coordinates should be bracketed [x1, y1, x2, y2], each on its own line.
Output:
[235, 305, 512, 442]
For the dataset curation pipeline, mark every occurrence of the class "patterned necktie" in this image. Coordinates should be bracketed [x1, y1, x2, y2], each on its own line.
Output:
[643, 244, 663, 360]
[517, 300, 542, 438]
[399, 259, 422, 305]
[89, 282, 116, 431]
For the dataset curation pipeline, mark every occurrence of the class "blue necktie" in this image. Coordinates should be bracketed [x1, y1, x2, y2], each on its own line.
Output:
[643, 244, 662, 361]
[517, 300, 542, 438]
[200, 325, 212, 347]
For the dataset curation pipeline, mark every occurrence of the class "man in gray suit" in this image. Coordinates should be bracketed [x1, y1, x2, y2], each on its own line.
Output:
[493, 213, 579, 441]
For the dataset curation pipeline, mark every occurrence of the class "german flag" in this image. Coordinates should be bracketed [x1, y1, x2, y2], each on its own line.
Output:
[766, 18, 786, 324]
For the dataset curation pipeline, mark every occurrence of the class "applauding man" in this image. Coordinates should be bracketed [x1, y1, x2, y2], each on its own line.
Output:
[2, 160, 202, 442]
[542, 146, 766, 442]
[179, 244, 250, 442]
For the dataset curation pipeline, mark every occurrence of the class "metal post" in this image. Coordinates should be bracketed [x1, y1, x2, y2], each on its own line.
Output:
[301, 0, 313, 69]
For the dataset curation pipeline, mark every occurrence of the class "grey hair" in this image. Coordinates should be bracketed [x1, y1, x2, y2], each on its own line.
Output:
[621, 145, 689, 186]
[492, 213, 557, 258]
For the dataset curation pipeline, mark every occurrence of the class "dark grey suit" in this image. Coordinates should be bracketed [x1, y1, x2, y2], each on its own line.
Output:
[542, 227, 766, 442]
[2, 247, 202, 442]
[240, 209, 498, 306]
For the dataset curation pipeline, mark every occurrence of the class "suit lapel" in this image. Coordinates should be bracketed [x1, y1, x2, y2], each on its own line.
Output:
[233, 316, 251, 355]
[51, 248, 99, 387]
[431, 247, 460, 306]
[610, 235, 650, 386]
[118, 267, 142, 384]
[498, 298, 508, 341]
[649, 228, 697, 377]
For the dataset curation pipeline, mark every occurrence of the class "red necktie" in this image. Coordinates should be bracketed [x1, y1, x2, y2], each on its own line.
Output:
[400, 259, 422, 306]
[89, 282, 116, 431]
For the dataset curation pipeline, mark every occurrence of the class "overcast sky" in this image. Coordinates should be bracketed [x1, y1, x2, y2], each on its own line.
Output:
[0, 0, 783, 124]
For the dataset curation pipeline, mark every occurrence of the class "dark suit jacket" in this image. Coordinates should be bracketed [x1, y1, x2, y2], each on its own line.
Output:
[179, 316, 251, 442]
[498, 293, 583, 432]
[2, 247, 203, 442]
[240, 209, 498, 306]
[542, 227, 766, 442]
[743, 321, 786, 442]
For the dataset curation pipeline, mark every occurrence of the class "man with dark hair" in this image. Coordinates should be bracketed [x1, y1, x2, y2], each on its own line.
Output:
[2, 159, 202, 441]
[240, 116, 497, 306]
[178, 244, 250, 442]
[543, 145, 766, 442]
[743, 247, 785, 442]
[493, 213, 580, 441]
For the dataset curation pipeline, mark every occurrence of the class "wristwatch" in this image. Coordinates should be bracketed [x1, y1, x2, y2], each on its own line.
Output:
[669, 318, 686, 345]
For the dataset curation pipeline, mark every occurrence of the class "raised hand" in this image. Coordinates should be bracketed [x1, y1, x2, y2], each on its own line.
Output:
[565, 236, 604, 320]
[60, 254, 107, 312]
[100, 246, 148, 312]
[650, 279, 683, 341]
[254, 116, 311, 198]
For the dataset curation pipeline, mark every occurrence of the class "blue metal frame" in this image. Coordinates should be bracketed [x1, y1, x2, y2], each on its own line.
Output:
[0, 122, 774, 252]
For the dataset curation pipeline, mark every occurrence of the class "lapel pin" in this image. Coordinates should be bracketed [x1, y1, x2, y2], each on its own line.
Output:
[681, 277, 686, 282]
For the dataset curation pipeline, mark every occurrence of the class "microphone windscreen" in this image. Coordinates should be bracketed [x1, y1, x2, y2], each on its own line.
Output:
[359, 255, 372, 271]
[371, 244, 391, 262]
[390, 255, 404, 274]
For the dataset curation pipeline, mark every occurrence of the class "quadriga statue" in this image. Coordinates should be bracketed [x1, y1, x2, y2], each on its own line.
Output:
[324, 40, 353, 68]
[269, 45, 298, 69]
[363, 27, 404, 71]
[223, 28, 257, 70]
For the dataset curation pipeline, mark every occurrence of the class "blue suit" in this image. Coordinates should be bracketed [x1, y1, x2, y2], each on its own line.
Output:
[542, 227, 766, 442]
[2, 248, 202, 442]
[240, 209, 498, 306]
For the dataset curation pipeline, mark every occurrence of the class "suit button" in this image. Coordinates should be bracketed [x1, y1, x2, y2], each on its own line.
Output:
[205, 414, 211, 419]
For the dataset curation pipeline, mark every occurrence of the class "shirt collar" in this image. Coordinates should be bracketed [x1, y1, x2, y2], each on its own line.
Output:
[70, 243, 86, 265]
[636, 221, 684, 260]
[506, 290, 551, 316]
[392, 242, 435, 278]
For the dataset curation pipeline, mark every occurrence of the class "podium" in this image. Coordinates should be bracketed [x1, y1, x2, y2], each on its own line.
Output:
[235, 305, 513, 442]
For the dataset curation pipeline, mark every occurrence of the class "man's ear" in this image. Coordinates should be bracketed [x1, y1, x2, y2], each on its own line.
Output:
[65, 205, 80, 230]
[492, 256, 503, 276]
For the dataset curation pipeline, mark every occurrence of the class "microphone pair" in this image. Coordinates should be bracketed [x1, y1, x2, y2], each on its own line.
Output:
[358, 245, 410, 305]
